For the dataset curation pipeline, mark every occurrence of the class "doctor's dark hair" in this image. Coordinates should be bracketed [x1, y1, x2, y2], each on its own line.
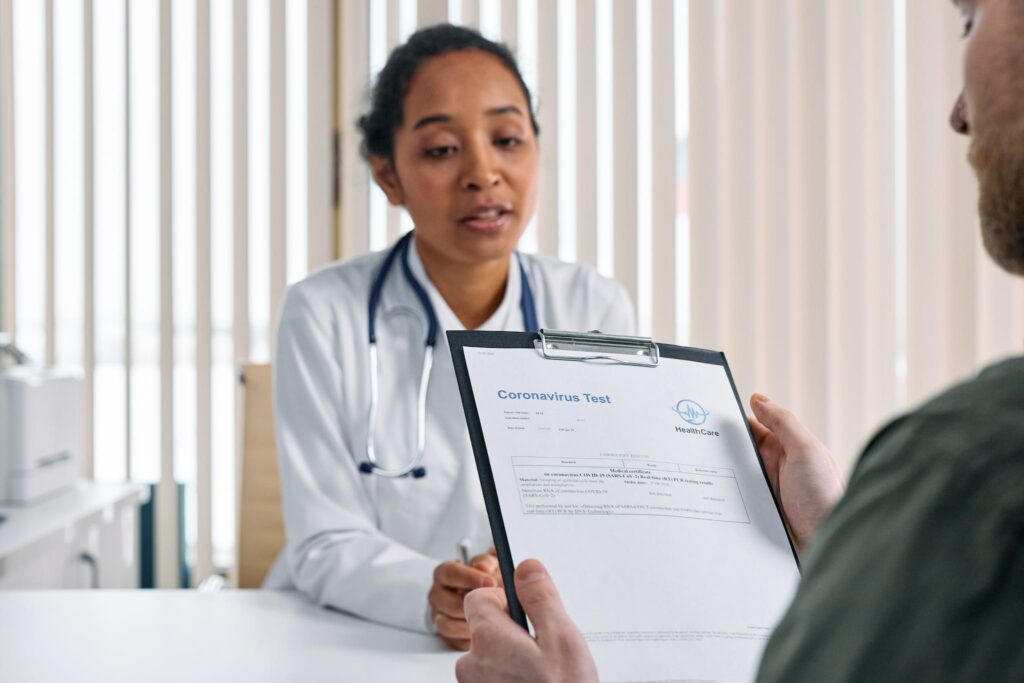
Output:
[357, 24, 540, 161]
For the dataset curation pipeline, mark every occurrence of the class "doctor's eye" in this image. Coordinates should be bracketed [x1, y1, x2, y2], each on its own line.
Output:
[494, 136, 523, 150]
[960, 18, 973, 38]
[424, 145, 458, 159]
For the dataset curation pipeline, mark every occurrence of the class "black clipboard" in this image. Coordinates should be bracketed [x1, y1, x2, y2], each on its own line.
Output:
[448, 329, 799, 632]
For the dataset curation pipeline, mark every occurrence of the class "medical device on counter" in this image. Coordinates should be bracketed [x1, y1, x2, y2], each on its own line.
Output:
[0, 335, 82, 504]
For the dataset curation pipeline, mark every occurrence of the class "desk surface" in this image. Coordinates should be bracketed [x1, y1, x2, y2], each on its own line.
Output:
[0, 589, 461, 682]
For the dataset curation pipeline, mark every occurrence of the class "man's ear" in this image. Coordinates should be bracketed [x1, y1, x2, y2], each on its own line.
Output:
[370, 155, 404, 206]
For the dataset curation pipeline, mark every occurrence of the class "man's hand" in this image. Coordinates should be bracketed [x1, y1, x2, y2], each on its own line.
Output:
[748, 393, 846, 551]
[456, 559, 598, 683]
[429, 549, 503, 651]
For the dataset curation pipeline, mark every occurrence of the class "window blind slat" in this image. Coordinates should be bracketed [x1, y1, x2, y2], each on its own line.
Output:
[536, 0, 558, 257]
[611, 0, 638, 306]
[53, 0, 86, 369]
[687, 0, 719, 351]
[387, 0, 400, 47]
[269, 0, 286, 351]
[339, 0, 369, 258]
[383, 0, 403, 245]
[195, 0, 213, 585]
[573, 0, 596, 268]
[230, 0, 249, 586]
[649, 0, 675, 343]
[82, 0, 95, 478]
[124, 0, 134, 482]
[460, 0, 480, 28]
[285, 0, 307, 285]
[233, 0, 249, 362]
[751, 1, 787, 399]
[307, 0, 333, 270]
[44, 0, 55, 367]
[157, 0, 178, 590]
[0, 0, 13, 334]
[501, 0, 517, 52]
[417, 0, 446, 27]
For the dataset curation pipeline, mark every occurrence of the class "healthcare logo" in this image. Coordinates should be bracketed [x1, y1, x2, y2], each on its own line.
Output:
[673, 399, 709, 426]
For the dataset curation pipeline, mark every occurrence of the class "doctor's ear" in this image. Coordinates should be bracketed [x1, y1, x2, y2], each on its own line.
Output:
[370, 155, 404, 206]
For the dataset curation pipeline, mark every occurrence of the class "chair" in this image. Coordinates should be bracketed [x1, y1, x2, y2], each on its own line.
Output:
[236, 363, 286, 588]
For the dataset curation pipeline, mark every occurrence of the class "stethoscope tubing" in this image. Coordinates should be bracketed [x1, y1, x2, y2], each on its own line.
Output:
[359, 231, 538, 479]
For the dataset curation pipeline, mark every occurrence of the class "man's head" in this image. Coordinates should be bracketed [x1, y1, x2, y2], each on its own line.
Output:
[950, 0, 1024, 275]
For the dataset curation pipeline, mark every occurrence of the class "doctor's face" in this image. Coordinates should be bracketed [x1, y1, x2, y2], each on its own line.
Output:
[371, 50, 539, 269]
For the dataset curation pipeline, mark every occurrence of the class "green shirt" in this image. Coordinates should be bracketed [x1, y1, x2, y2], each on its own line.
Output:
[758, 357, 1024, 683]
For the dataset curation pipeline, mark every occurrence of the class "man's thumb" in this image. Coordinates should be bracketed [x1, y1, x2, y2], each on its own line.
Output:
[514, 559, 573, 639]
[750, 393, 815, 451]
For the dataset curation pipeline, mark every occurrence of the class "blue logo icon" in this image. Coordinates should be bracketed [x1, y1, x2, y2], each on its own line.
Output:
[673, 400, 709, 426]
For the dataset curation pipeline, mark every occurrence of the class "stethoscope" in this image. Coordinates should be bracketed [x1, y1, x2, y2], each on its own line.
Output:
[358, 231, 539, 479]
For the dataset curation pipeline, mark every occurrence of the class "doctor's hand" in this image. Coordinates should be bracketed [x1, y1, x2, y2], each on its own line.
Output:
[430, 554, 500, 651]
[748, 393, 846, 552]
[468, 546, 503, 584]
[456, 559, 598, 683]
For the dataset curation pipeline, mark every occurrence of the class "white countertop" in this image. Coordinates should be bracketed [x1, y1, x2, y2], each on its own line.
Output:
[0, 589, 461, 682]
[0, 481, 145, 560]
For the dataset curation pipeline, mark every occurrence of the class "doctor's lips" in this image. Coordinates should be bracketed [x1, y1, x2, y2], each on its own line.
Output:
[459, 203, 514, 233]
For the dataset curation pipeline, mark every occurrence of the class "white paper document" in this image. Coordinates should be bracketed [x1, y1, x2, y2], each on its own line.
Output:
[462, 346, 800, 683]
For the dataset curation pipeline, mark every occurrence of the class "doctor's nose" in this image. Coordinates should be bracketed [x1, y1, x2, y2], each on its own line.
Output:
[460, 144, 501, 191]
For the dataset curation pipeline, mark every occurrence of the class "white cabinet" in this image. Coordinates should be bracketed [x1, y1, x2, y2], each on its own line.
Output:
[0, 482, 144, 589]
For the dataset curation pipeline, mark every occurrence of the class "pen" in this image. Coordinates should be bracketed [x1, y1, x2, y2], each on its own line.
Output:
[456, 537, 471, 565]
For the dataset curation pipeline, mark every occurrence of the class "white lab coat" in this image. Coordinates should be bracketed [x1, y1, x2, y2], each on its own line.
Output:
[264, 236, 636, 633]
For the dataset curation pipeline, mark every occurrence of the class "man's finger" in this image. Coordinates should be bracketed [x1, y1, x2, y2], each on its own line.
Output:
[464, 587, 533, 654]
[747, 415, 773, 448]
[513, 559, 576, 643]
[750, 394, 818, 452]
[463, 586, 508, 627]
[436, 561, 497, 591]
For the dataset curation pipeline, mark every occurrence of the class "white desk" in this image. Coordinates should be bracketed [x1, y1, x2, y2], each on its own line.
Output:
[0, 590, 461, 682]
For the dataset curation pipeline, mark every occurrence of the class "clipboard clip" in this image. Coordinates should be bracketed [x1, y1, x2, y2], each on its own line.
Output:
[535, 329, 660, 367]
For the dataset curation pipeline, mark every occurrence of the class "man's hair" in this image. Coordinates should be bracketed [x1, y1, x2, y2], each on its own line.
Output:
[357, 24, 540, 161]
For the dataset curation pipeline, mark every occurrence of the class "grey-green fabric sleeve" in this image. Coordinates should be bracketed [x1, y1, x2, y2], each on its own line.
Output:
[757, 357, 1024, 683]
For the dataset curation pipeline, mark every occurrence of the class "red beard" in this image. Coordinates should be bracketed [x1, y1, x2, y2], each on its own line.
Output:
[968, 119, 1024, 275]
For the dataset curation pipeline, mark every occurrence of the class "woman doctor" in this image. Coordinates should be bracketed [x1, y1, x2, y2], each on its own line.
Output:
[265, 25, 635, 650]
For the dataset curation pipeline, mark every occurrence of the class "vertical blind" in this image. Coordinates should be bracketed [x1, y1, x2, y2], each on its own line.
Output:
[0, 0, 334, 587]
[2, 0, 1023, 586]
[689, 0, 1024, 465]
